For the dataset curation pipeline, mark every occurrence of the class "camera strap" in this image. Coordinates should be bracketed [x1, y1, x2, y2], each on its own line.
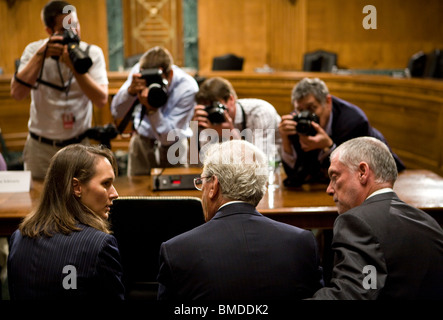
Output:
[117, 98, 140, 133]
[237, 101, 247, 131]
[35, 42, 91, 93]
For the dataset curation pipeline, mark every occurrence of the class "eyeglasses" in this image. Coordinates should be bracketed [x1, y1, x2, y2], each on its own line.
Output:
[193, 176, 212, 191]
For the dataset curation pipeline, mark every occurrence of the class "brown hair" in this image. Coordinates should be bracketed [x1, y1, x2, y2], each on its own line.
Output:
[42, 1, 73, 30]
[139, 46, 173, 75]
[195, 77, 237, 105]
[19, 144, 118, 238]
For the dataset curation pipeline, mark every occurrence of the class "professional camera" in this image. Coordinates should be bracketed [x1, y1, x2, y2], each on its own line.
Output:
[85, 123, 119, 149]
[205, 101, 227, 124]
[293, 110, 319, 136]
[140, 68, 169, 108]
[52, 30, 92, 74]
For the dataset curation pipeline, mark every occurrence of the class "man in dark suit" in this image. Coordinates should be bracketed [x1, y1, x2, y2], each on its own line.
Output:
[157, 140, 323, 300]
[279, 77, 405, 187]
[310, 137, 443, 299]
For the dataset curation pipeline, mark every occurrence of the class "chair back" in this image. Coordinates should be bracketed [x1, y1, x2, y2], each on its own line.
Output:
[303, 50, 337, 72]
[212, 53, 244, 71]
[109, 196, 205, 299]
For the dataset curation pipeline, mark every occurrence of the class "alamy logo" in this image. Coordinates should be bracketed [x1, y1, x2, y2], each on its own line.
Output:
[362, 5, 377, 29]
[362, 265, 377, 289]
[62, 5, 77, 30]
[62, 265, 77, 290]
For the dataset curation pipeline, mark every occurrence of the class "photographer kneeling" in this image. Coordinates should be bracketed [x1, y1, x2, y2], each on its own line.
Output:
[10, 1, 108, 180]
[279, 77, 405, 187]
[192, 77, 282, 162]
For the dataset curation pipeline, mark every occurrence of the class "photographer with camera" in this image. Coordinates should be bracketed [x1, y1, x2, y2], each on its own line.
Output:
[279, 77, 405, 187]
[193, 77, 282, 161]
[111, 46, 199, 176]
[10, 1, 108, 180]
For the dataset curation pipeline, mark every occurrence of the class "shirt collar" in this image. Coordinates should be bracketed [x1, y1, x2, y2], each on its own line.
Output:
[366, 188, 394, 200]
[218, 200, 248, 210]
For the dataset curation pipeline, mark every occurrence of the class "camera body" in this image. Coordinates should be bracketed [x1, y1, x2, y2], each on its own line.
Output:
[293, 110, 320, 136]
[52, 30, 92, 74]
[140, 68, 169, 108]
[85, 123, 119, 149]
[205, 101, 227, 124]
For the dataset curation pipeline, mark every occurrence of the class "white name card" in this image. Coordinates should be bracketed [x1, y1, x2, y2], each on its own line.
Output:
[0, 171, 31, 193]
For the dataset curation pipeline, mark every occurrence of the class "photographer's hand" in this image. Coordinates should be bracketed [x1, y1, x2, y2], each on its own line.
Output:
[193, 104, 211, 128]
[211, 111, 240, 140]
[299, 122, 333, 152]
[60, 44, 74, 71]
[11, 38, 62, 100]
[45, 35, 65, 58]
[279, 114, 298, 156]
[127, 73, 146, 96]
[66, 44, 108, 108]
[137, 87, 158, 114]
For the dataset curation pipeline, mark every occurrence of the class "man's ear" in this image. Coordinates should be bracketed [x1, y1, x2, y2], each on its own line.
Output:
[72, 178, 82, 197]
[167, 69, 173, 83]
[45, 26, 54, 36]
[208, 175, 219, 199]
[358, 162, 370, 185]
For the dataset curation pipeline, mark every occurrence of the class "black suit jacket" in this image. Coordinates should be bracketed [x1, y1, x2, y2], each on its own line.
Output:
[284, 96, 405, 186]
[157, 202, 323, 300]
[8, 224, 125, 300]
[311, 192, 443, 300]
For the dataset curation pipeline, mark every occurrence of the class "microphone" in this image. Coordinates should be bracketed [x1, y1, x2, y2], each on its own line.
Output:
[153, 167, 166, 191]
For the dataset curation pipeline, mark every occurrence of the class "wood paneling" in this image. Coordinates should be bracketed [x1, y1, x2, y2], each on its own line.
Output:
[122, 0, 183, 66]
[0, 0, 108, 75]
[197, 0, 443, 72]
[198, 0, 306, 72]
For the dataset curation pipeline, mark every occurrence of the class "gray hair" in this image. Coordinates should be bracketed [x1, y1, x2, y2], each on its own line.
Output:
[291, 77, 329, 105]
[202, 140, 268, 206]
[331, 137, 398, 184]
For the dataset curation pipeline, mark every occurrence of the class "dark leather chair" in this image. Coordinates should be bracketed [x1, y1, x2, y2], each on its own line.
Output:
[109, 196, 205, 300]
[407, 51, 428, 77]
[423, 49, 443, 79]
[124, 53, 144, 69]
[303, 50, 337, 72]
[212, 53, 244, 71]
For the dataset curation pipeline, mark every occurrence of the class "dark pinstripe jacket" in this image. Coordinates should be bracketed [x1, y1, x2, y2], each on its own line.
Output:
[157, 202, 324, 300]
[7, 224, 125, 300]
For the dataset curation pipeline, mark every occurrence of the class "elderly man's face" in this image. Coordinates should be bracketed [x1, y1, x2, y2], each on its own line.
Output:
[326, 154, 365, 214]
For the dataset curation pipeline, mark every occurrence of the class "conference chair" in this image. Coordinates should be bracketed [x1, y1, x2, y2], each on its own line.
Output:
[109, 196, 205, 300]
[303, 50, 337, 72]
[407, 51, 428, 77]
[124, 53, 144, 69]
[212, 53, 244, 71]
[423, 49, 443, 79]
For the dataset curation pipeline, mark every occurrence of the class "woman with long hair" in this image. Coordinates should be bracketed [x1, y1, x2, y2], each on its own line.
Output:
[8, 144, 124, 299]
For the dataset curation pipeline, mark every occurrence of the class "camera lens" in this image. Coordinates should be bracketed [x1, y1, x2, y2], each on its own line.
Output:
[294, 111, 319, 136]
[68, 45, 92, 74]
[147, 83, 168, 108]
[205, 102, 226, 124]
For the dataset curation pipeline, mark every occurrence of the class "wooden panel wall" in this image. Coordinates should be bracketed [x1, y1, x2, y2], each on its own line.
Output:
[122, 0, 184, 66]
[198, 0, 306, 72]
[197, 0, 443, 72]
[0, 0, 108, 75]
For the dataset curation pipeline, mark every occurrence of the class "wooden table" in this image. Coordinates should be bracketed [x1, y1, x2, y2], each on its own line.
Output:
[1, 169, 443, 236]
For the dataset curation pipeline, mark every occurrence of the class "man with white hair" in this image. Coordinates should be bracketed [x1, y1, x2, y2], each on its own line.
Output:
[157, 139, 323, 300]
[310, 136, 443, 299]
